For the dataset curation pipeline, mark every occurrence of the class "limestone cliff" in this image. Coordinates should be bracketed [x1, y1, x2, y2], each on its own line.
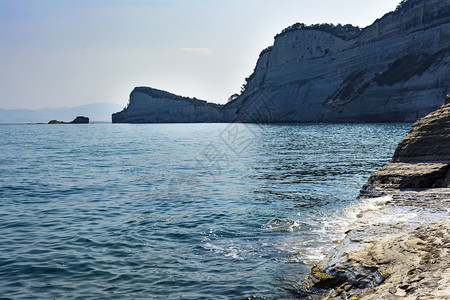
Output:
[112, 0, 450, 123]
[112, 87, 222, 123]
[230, 0, 450, 122]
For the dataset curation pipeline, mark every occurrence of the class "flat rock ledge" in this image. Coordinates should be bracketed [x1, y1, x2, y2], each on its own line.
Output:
[305, 193, 450, 300]
[303, 98, 450, 299]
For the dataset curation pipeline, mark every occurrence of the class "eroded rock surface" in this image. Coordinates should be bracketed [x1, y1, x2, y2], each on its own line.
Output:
[361, 99, 450, 195]
[306, 97, 450, 299]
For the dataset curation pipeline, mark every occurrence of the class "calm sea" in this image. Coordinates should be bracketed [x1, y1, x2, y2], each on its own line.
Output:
[0, 123, 410, 299]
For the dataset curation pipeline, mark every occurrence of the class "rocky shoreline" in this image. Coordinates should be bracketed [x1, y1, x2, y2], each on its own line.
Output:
[113, 0, 450, 124]
[305, 97, 450, 299]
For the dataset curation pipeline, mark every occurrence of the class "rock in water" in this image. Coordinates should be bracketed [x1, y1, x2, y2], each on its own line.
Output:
[306, 95, 450, 299]
[361, 95, 450, 195]
[70, 116, 89, 124]
[48, 120, 66, 124]
[48, 116, 89, 124]
[112, 87, 222, 123]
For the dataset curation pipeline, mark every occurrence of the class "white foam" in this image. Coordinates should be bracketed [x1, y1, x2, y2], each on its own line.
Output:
[343, 195, 392, 222]
[202, 242, 243, 260]
[264, 217, 301, 232]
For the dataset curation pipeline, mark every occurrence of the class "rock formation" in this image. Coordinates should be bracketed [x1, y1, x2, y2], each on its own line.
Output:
[305, 95, 450, 299]
[112, 87, 221, 123]
[361, 96, 450, 195]
[48, 116, 89, 124]
[231, 0, 450, 123]
[48, 120, 66, 124]
[113, 0, 450, 123]
[70, 116, 89, 124]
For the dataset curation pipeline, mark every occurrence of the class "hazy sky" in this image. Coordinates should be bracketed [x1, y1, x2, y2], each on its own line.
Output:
[0, 0, 401, 109]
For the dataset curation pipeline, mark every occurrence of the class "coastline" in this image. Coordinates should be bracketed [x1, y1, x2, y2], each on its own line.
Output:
[306, 99, 450, 299]
[308, 191, 449, 299]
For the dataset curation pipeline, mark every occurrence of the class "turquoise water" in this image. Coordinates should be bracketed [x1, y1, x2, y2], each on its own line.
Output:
[0, 123, 410, 299]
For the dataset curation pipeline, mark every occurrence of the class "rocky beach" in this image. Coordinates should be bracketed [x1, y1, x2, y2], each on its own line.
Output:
[308, 97, 450, 299]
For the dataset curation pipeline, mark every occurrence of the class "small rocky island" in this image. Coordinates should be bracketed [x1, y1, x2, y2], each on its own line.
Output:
[48, 116, 89, 124]
[307, 96, 450, 299]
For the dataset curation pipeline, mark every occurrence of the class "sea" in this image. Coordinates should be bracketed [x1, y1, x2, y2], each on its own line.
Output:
[0, 123, 412, 299]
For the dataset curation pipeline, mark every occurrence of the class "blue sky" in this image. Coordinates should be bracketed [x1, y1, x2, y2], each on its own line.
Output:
[0, 0, 400, 109]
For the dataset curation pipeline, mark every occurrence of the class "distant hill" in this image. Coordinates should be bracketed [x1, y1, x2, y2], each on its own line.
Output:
[0, 103, 124, 123]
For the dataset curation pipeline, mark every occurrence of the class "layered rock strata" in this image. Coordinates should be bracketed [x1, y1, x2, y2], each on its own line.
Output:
[112, 87, 221, 123]
[361, 98, 450, 195]
[232, 0, 450, 123]
[306, 97, 450, 299]
[113, 0, 450, 123]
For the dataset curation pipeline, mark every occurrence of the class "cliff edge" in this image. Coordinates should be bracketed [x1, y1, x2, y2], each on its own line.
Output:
[231, 0, 450, 123]
[361, 94, 450, 195]
[113, 0, 450, 123]
[112, 87, 222, 123]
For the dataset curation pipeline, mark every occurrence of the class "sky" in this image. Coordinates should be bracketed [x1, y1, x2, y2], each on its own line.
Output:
[0, 0, 401, 110]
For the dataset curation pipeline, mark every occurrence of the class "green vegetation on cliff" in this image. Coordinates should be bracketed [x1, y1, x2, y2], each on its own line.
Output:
[276, 23, 362, 40]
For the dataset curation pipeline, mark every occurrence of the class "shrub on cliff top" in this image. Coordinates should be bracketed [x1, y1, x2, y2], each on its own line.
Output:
[276, 23, 362, 40]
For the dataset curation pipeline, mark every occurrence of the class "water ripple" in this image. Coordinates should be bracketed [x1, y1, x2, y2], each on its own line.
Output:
[0, 123, 410, 299]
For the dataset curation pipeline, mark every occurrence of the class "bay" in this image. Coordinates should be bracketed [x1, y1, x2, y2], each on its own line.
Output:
[0, 123, 410, 299]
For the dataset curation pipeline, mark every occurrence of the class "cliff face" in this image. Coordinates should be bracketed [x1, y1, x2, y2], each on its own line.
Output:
[361, 95, 450, 194]
[229, 0, 450, 122]
[112, 87, 222, 123]
[112, 0, 450, 123]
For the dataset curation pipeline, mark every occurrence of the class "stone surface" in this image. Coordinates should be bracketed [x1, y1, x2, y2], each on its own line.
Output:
[305, 97, 450, 299]
[361, 99, 450, 195]
[356, 218, 450, 300]
[48, 120, 66, 124]
[310, 216, 450, 300]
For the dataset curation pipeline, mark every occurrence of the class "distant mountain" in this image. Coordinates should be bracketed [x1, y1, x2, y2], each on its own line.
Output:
[0, 103, 124, 123]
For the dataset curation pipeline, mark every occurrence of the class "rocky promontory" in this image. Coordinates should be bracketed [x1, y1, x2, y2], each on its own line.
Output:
[306, 96, 450, 299]
[112, 87, 222, 123]
[113, 0, 450, 123]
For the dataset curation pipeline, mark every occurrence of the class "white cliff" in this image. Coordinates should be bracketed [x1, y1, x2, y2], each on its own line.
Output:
[113, 0, 450, 123]
[230, 0, 450, 122]
[112, 87, 221, 123]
